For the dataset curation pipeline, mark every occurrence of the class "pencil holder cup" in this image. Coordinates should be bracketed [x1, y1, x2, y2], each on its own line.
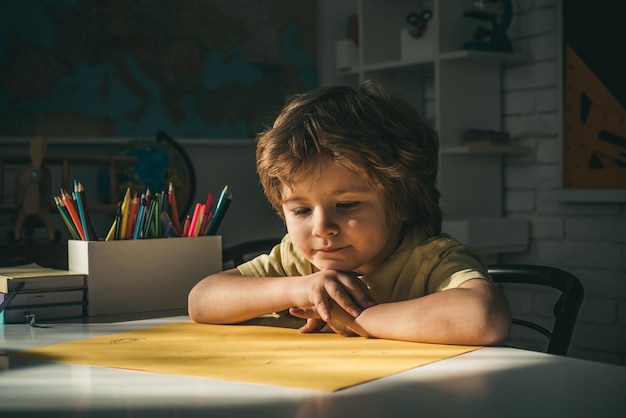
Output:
[68, 236, 222, 317]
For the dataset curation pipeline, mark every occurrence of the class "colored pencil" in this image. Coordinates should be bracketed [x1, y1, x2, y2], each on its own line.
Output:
[182, 215, 191, 237]
[133, 194, 147, 239]
[119, 188, 131, 240]
[76, 182, 99, 240]
[113, 202, 123, 240]
[208, 188, 232, 235]
[199, 210, 213, 236]
[105, 202, 120, 241]
[54, 196, 80, 240]
[160, 212, 177, 238]
[187, 203, 202, 237]
[61, 190, 85, 240]
[125, 192, 138, 240]
[74, 181, 90, 241]
[208, 186, 232, 235]
[168, 182, 181, 235]
[143, 199, 157, 239]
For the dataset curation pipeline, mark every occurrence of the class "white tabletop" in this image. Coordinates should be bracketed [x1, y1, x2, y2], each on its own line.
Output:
[1, 315, 625, 418]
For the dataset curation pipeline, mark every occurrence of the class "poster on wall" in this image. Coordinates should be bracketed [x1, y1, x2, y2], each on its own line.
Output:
[0, 0, 317, 139]
[562, 1, 626, 189]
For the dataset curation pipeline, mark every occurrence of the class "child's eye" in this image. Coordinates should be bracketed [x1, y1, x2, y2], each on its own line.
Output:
[337, 201, 360, 211]
[292, 207, 311, 216]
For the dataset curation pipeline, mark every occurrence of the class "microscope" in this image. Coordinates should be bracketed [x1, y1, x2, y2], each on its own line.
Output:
[463, 0, 514, 52]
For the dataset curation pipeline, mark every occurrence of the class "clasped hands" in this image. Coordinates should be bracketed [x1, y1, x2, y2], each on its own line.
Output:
[288, 269, 376, 336]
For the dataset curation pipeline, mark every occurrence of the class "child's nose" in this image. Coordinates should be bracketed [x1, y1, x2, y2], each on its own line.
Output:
[312, 209, 339, 237]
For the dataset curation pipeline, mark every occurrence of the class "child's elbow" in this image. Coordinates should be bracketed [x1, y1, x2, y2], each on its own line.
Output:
[474, 284, 512, 346]
[478, 314, 511, 346]
[187, 298, 200, 323]
[187, 287, 205, 323]
[476, 301, 511, 346]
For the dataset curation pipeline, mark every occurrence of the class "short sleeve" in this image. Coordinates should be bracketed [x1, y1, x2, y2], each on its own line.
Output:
[426, 242, 491, 293]
[237, 234, 315, 277]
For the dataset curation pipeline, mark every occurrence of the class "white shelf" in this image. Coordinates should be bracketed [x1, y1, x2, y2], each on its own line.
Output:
[330, 0, 529, 256]
[366, 50, 528, 72]
[339, 50, 529, 78]
[438, 49, 529, 64]
[363, 57, 434, 72]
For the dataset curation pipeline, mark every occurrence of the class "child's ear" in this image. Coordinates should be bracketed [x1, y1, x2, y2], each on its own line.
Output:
[388, 212, 409, 229]
[397, 209, 410, 222]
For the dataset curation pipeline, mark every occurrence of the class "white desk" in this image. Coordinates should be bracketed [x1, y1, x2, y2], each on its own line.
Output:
[1, 315, 625, 418]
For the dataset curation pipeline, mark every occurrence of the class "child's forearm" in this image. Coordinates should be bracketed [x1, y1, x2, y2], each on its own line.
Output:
[188, 268, 376, 326]
[350, 280, 511, 346]
[187, 269, 296, 324]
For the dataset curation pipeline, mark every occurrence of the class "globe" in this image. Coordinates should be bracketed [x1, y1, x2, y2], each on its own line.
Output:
[97, 135, 195, 218]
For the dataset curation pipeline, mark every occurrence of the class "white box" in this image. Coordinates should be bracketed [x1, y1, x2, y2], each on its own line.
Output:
[335, 39, 358, 70]
[68, 236, 222, 317]
[401, 26, 435, 60]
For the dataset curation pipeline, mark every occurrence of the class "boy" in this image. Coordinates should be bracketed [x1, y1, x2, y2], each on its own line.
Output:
[188, 81, 511, 346]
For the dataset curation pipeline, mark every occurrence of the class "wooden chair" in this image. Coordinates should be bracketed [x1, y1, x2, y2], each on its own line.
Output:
[488, 264, 584, 356]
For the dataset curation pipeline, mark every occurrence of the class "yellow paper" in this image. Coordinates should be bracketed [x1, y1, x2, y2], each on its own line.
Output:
[8, 322, 481, 392]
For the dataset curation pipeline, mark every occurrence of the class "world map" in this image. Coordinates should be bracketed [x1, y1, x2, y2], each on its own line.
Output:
[0, 0, 317, 138]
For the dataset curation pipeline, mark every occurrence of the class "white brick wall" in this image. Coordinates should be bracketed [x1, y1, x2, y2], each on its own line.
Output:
[501, 0, 626, 365]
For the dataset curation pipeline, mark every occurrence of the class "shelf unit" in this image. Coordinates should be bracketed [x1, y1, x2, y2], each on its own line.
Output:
[330, 0, 529, 255]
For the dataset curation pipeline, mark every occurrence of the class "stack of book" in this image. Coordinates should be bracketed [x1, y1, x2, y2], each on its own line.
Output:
[0, 263, 87, 324]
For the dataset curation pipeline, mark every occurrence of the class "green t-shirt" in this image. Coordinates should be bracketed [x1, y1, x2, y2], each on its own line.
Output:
[237, 230, 491, 304]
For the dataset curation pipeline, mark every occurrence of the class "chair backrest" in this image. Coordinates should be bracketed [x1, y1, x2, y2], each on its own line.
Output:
[222, 238, 282, 269]
[488, 264, 584, 356]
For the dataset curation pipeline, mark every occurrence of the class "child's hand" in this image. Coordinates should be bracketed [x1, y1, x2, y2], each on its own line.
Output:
[291, 270, 376, 324]
[293, 317, 327, 333]
[290, 302, 363, 337]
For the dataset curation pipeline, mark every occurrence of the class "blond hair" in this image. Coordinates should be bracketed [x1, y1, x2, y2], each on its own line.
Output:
[256, 80, 442, 236]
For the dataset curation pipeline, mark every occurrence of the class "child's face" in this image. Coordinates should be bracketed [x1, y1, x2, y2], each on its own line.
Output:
[281, 161, 403, 275]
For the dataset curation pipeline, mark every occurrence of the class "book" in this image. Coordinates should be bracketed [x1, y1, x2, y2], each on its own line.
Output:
[0, 263, 87, 324]
[1, 290, 86, 323]
[0, 263, 86, 294]
[7, 289, 85, 305]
